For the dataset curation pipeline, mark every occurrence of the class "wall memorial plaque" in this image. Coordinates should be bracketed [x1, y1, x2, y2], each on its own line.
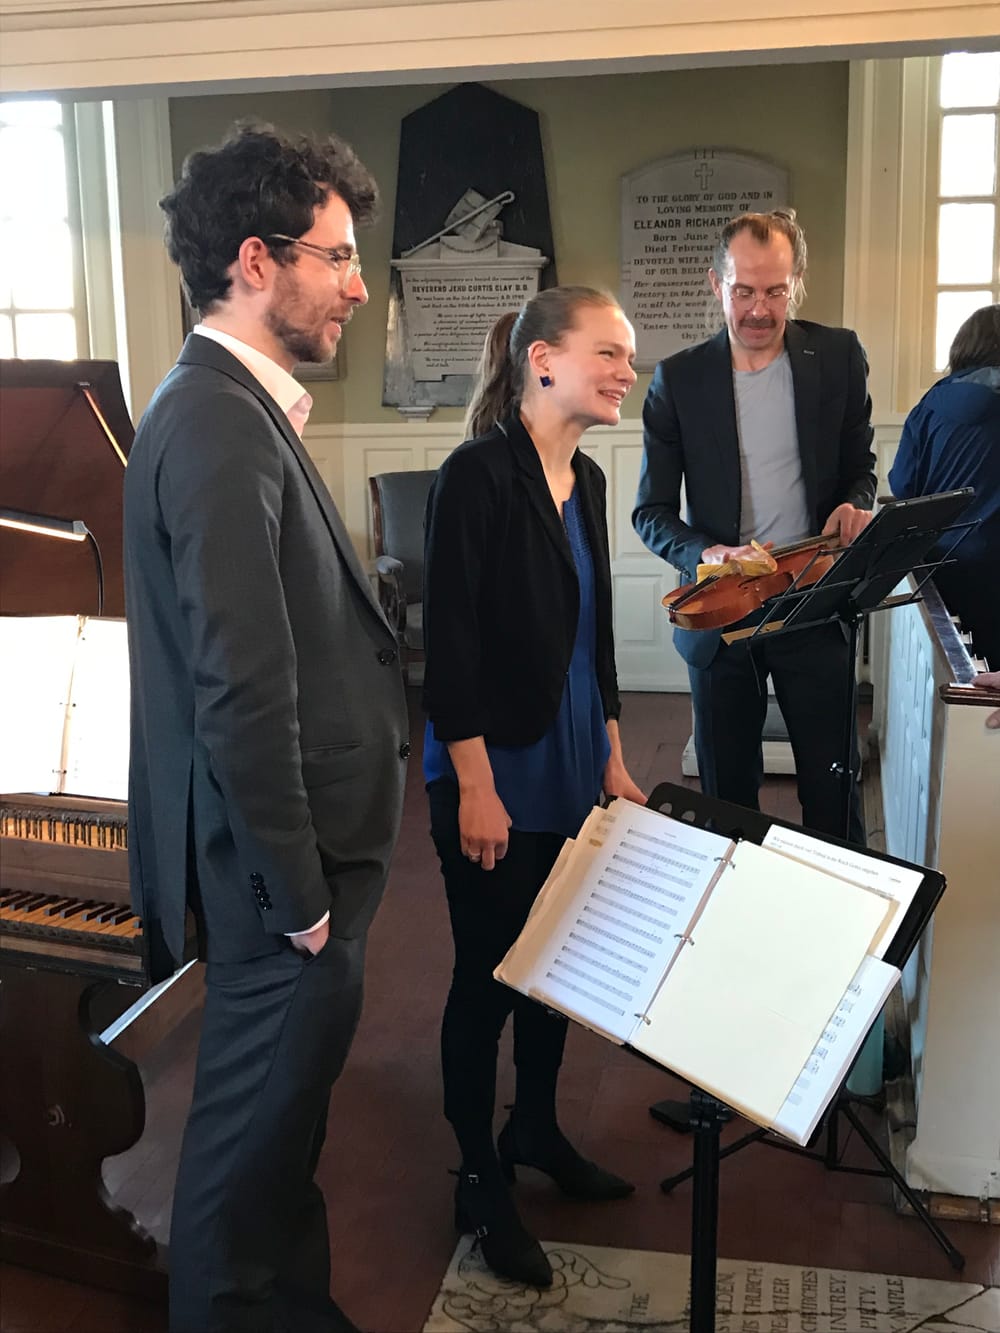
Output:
[621, 151, 790, 369]
[383, 83, 555, 418]
[392, 189, 547, 381]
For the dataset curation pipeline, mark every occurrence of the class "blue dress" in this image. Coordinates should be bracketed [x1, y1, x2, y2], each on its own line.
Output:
[423, 488, 610, 839]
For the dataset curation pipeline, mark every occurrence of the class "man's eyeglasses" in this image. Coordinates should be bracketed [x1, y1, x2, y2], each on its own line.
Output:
[266, 234, 363, 281]
[724, 282, 791, 307]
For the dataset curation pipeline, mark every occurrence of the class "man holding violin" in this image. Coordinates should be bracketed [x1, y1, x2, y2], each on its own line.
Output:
[633, 208, 875, 848]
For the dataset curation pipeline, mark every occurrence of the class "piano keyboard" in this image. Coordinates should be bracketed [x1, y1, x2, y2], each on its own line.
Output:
[1, 889, 141, 947]
[0, 803, 127, 849]
[1, 794, 143, 977]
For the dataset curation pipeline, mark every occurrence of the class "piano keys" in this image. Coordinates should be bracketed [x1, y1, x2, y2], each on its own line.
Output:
[0, 891, 142, 955]
[0, 360, 200, 1300]
[0, 795, 142, 976]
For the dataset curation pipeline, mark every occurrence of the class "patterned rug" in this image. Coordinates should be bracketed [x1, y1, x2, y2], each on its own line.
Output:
[423, 1237, 999, 1333]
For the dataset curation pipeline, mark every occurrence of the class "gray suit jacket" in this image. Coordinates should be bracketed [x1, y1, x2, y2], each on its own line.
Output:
[124, 334, 408, 982]
[633, 321, 876, 667]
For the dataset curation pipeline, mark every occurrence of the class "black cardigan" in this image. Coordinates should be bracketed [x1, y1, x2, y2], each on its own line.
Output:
[422, 413, 621, 747]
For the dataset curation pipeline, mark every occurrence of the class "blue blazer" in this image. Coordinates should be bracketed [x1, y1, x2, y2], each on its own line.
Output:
[632, 321, 877, 666]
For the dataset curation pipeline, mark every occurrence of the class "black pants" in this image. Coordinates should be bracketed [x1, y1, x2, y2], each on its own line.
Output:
[168, 936, 365, 1333]
[689, 621, 866, 845]
[429, 779, 567, 1167]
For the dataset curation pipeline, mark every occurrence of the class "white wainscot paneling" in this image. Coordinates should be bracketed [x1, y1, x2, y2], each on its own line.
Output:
[613, 575, 659, 641]
[310, 421, 463, 559]
[599, 423, 688, 691]
[874, 422, 904, 495]
[308, 419, 689, 692]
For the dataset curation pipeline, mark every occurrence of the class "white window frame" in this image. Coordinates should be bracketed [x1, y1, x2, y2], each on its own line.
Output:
[103, 98, 185, 420]
[925, 53, 1000, 382]
[0, 100, 91, 361]
[844, 50, 1000, 425]
[1, 98, 182, 420]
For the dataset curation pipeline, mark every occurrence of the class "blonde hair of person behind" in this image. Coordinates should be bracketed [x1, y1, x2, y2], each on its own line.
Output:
[463, 286, 619, 440]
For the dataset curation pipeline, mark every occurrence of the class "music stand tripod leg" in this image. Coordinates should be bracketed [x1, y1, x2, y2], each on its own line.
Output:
[840, 1103, 965, 1270]
[660, 1123, 770, 1193]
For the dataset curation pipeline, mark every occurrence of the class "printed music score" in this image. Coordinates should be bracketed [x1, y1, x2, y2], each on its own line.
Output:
[504, 802, 729, 1044]
[497, 799, 902, 1145]
[773, 954, 898, 1143]
[762, 823, 922, 959]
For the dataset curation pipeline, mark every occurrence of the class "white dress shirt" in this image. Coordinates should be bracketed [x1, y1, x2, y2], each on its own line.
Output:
[193, 324, 313, 437]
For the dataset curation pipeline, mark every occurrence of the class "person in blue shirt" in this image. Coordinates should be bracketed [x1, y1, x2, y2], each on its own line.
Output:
[889, 304, 1000, 667]
[422, 287, 646, 1288]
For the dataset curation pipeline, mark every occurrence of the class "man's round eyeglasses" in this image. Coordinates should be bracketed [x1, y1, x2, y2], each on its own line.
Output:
[724, 282, 791, 307]
[266, 234, 362, 280]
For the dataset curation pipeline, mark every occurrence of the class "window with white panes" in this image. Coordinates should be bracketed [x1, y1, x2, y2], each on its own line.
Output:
[933, 52, 1000, 372]
[0, 100, 88, 361]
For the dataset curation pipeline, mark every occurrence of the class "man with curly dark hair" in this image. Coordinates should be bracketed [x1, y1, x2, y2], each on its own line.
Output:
[124, 123, 408, 1333]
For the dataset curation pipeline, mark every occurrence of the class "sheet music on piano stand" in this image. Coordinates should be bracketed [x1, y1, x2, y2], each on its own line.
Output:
[0, 614, 129, 800]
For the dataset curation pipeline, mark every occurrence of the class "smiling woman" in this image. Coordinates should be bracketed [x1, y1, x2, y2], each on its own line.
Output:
[421, 285, 644, 1291]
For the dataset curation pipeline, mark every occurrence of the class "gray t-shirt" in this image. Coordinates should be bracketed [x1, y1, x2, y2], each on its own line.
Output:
[733, 350, 811, 546]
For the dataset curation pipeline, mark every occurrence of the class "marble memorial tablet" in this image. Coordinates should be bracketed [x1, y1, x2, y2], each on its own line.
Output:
[621, 151, 790, 368]
[383, 84, 555, 417]
[393, 263, 546, 382]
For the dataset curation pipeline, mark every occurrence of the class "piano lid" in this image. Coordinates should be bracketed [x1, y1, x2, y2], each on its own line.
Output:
[0, 359, 133, 618]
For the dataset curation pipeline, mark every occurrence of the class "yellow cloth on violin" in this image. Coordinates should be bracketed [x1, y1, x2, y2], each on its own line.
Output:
[696, 541, 778, 584]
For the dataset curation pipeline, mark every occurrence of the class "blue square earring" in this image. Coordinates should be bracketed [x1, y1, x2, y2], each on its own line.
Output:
[539, 375, 553, 387]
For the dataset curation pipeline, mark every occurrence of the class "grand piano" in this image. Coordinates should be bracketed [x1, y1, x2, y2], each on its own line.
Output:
[0, 360, 199, 1298]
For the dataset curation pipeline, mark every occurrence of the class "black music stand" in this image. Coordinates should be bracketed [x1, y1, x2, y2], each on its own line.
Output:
[643, 782, 957, 1333]
[731, 489, 977, 840]
[650, 491, 978, 1138]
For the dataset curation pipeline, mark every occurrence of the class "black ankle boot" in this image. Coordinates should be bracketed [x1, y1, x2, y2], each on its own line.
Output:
[497, 1118, 635, 1200]
[453, 1168, 553, 1288]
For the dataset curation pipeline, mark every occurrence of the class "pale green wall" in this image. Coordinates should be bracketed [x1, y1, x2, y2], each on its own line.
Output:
[169, 62, 849, 426]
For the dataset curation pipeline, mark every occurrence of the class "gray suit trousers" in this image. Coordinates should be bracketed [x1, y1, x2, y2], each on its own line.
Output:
[168, 937, 365, 1333]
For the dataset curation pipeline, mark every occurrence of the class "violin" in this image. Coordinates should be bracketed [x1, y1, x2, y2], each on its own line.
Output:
[662, 535, 841, 631]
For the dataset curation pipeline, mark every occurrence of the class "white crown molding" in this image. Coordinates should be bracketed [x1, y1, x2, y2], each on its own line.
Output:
[2, 0, 998, 96]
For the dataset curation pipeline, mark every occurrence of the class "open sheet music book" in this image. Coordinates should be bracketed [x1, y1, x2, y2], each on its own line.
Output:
[496, 800, 915, 1145]
[0, 615, 129, 801]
